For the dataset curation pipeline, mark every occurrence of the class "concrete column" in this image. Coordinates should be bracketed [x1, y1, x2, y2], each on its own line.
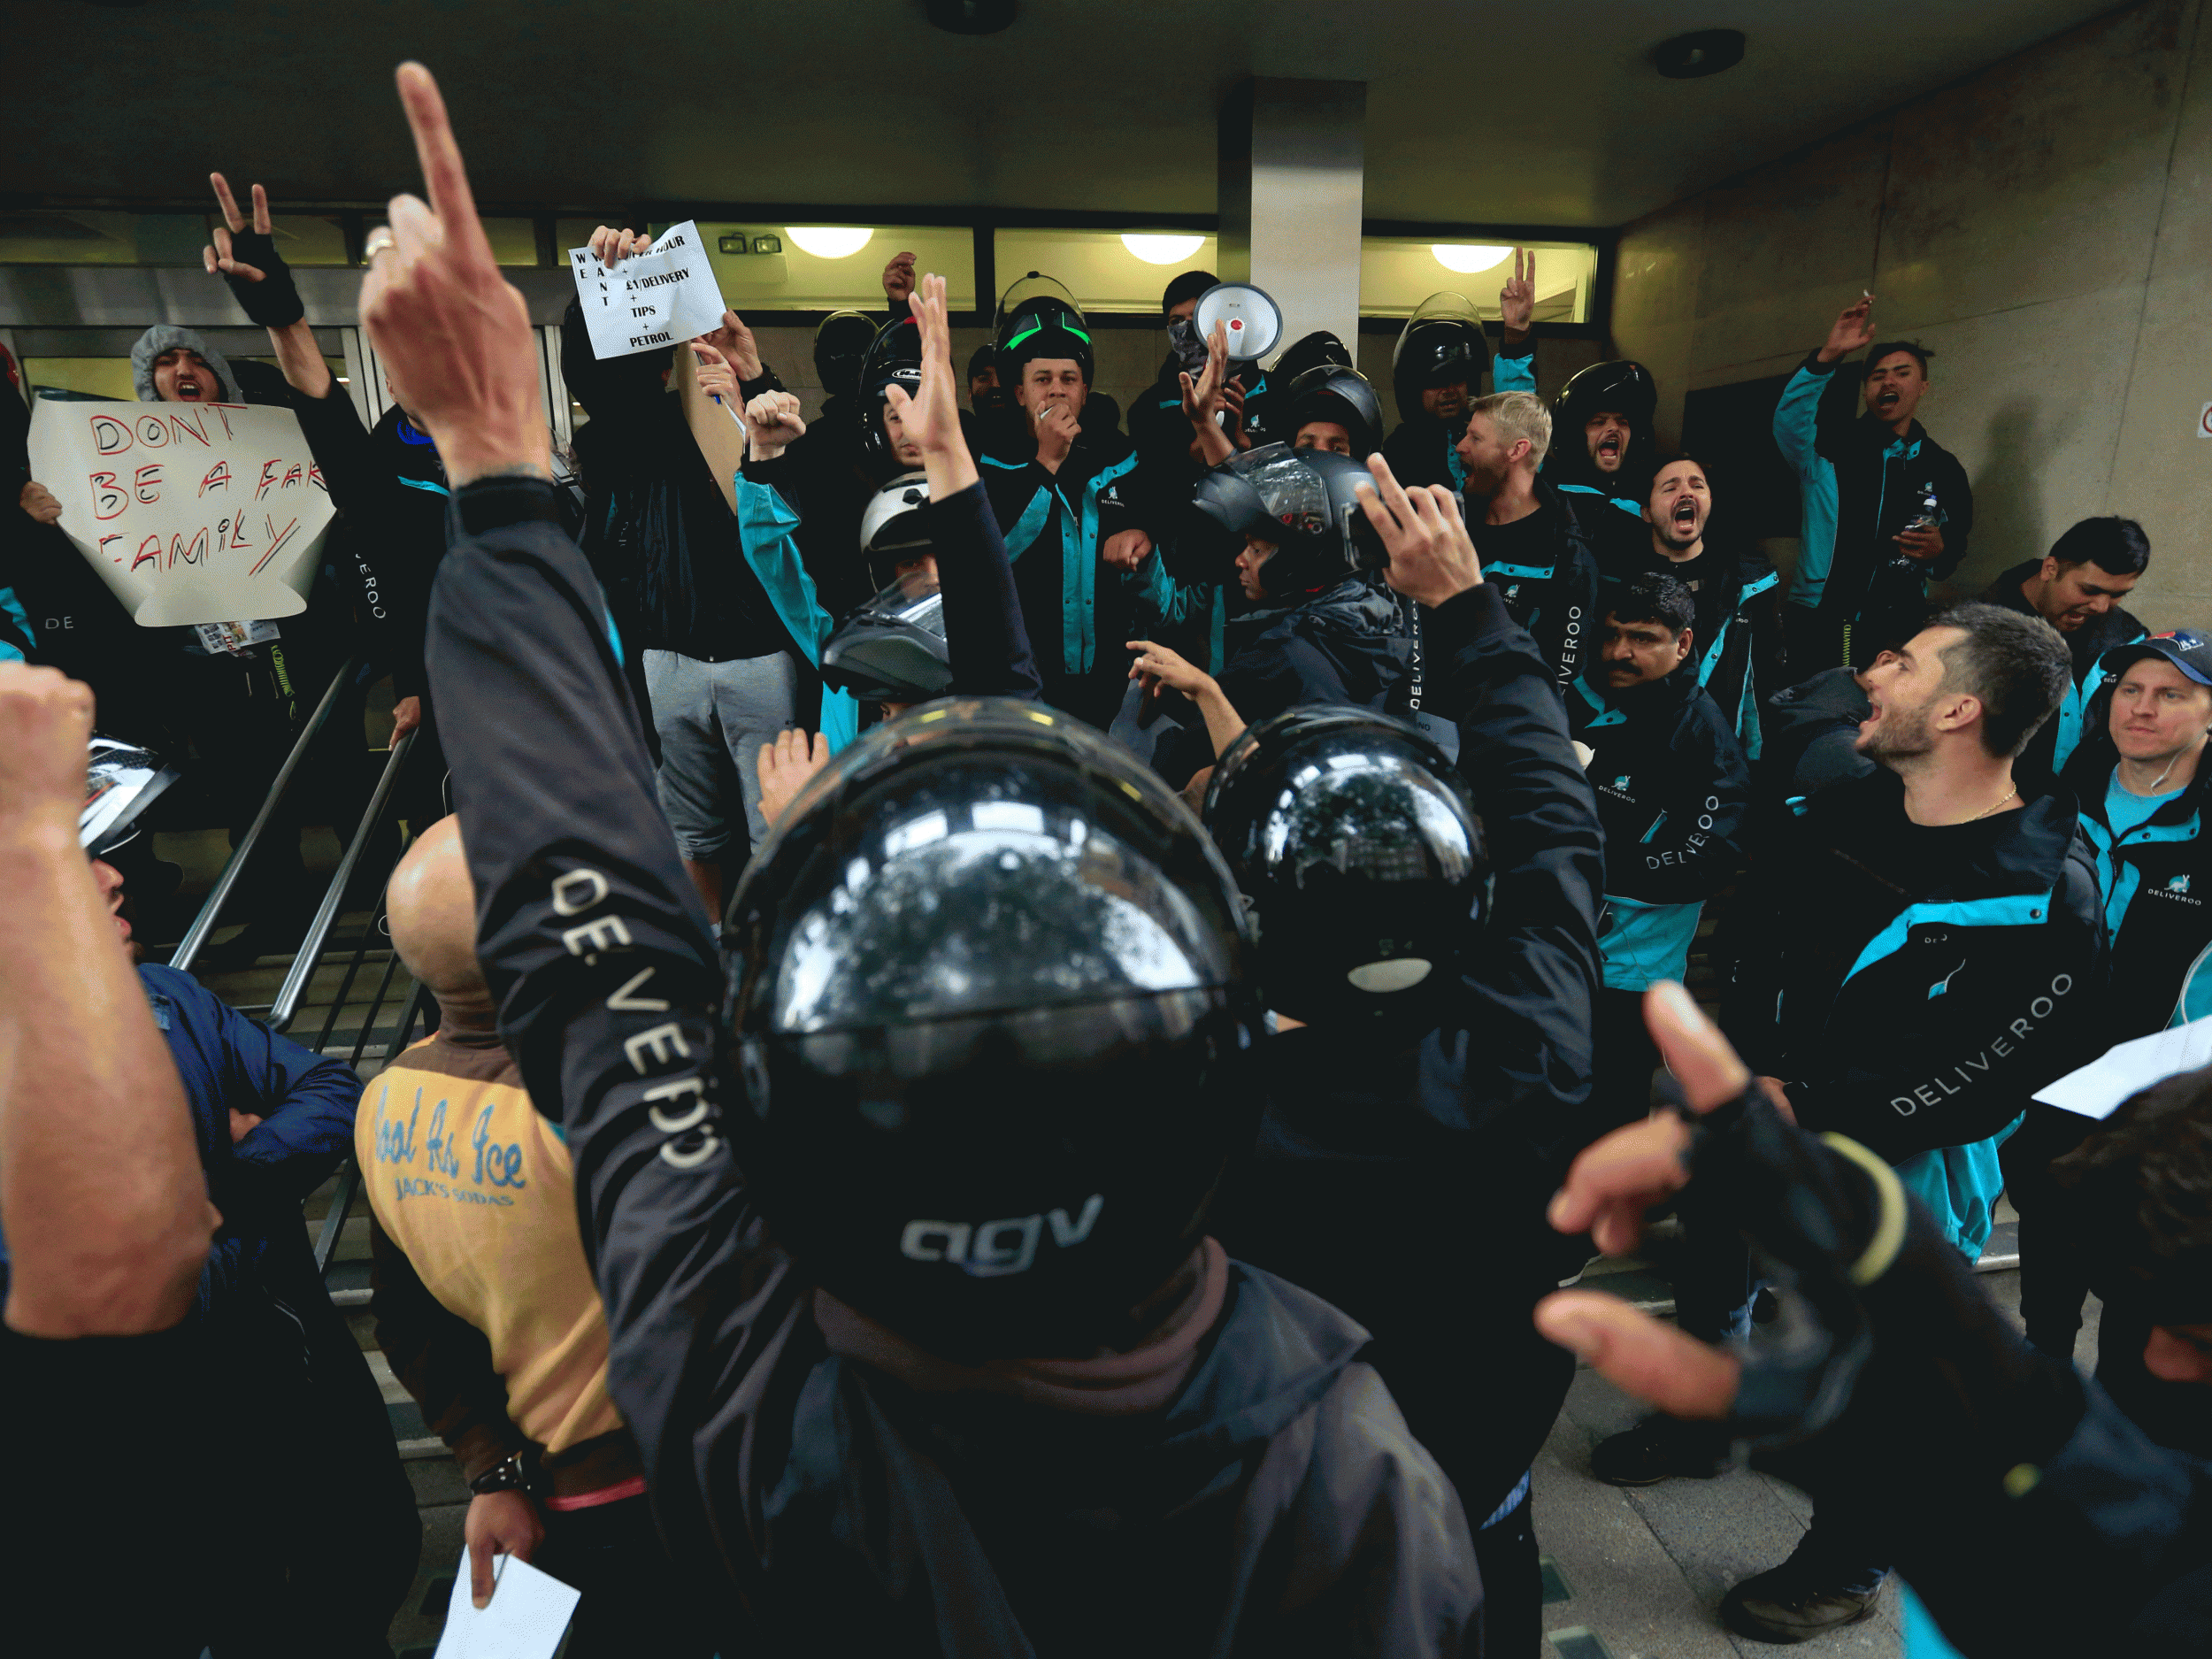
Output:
[1217, 79, 1366, 353]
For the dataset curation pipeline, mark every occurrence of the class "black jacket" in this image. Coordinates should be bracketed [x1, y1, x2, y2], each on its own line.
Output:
[1155, 577, 1409, 787]
[1760, 666, 1877, 804]
[981, 426, 1199, 730]
[560, 296, 786, 664]
[425, 477, 1482, 1658]
[1984, 559, 2147, 786]
[1210, 582, 1604, 1523]
[1772, 350, 1973, 649]
[1566, 664, 1750, 990]
[768, 396, 876, 624]
[1380, 414, 1460, 495]
[1472, 479, 1601, 699]
[1723, 770, 2104, 1249]
[1600, 535, 1784, 757]
[2062, 713, 2212, 1039]
[289, 391, 451, 701]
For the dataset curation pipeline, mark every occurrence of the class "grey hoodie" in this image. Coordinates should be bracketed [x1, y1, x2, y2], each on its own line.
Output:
[131, 325, 236, 404]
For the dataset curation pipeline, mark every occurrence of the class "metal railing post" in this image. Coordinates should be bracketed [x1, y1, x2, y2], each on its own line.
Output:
[171, 657, 362, 975]
[268, 728, 419, 1033]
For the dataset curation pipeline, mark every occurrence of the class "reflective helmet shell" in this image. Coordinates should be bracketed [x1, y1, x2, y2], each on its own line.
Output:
[856, 315, 925, 480]
[1284, 365, 1383, 458]
[1391, 293, 1491, 424]
[82, 735, 178, 856]
[1203, 707, 1488, 1029]
[1190, 442, 1386, 591]
[814, 311, 879, 403]
[725, 700, 1263, 1358]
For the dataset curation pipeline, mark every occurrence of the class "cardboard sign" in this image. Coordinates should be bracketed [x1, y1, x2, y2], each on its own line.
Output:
[568, 220, 729, 359]
[27, 399, 334, 626]
[673, 343, 750, 516]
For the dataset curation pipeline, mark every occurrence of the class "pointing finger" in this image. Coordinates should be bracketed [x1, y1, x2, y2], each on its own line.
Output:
[1535, 1292, 1740, 1418]
[393, 62, 490, 264]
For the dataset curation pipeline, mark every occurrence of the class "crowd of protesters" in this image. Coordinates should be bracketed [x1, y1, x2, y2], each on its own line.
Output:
[6, 59, 2212, 1659]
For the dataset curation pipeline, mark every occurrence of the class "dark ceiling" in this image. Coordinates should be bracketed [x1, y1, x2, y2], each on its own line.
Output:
[8, 0, 2122, 227]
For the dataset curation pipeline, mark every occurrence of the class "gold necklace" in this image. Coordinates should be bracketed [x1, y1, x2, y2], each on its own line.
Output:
[1962, 786, 2018, 824]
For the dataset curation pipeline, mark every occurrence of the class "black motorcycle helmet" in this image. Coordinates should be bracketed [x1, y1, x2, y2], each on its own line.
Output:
[724, 700, 1263, 1359]
[1391, 292, 1490, 426]
[82, 735, 178, 856]
[995, 273, 1094, 387]
[1550, 359, 1659, 495]
[1190, 442, 1385, 593]
[819, 570, 953, 704]
[1282, 365, 1383, 457]
[1270, 329, 1354, 389]
[1203, 707, 1488, 1030]
[855, 314, 924, 479]
[813, 311, 879, 403]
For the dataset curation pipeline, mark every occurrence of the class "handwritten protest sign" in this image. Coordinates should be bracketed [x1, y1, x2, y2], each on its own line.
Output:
[567, 220, 728, 359]
[27, 398, 334, 626]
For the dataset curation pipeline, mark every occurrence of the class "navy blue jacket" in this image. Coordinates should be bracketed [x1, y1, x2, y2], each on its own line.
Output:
[0, 964, 360, 1315]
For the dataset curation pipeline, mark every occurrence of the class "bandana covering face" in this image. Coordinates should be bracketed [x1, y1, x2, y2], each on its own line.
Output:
[1168, 317, 1209, 373]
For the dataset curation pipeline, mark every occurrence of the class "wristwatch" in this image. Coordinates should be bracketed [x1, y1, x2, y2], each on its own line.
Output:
[468, 1453, 534, 1496]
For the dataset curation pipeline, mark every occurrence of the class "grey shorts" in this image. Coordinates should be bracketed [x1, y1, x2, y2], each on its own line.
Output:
[642, 649, 800, 861]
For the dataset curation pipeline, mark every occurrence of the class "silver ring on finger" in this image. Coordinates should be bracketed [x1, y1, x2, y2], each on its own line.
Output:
[364, 227, 398, 263]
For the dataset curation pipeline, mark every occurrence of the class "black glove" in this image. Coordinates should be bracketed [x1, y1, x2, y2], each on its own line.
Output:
[220, 228, 304, 330]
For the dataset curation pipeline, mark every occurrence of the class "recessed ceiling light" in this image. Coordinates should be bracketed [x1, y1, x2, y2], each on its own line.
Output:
[1654, 28, 1746, 79]
[1121, 233, 1206, 266]
[1431, 244, 1513, 274]
[787, 227, 874, 259]
[927, 0, 1018, 35]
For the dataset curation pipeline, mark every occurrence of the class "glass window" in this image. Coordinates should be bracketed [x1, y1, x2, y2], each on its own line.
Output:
[23, 359, 137, 399]
[992, 229, 1218, 314]
[269, 215, 351, 265]
[660, 222, 975, 312]
[0, 211, 209, 265]
[1358, 237, 1598, 324]
[482, 218, 541, 267]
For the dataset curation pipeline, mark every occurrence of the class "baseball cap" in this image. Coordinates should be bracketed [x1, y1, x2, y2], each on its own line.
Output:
[2103, 629, 2212, 687]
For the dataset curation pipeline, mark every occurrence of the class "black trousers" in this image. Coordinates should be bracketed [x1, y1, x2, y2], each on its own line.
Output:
[2001, 1102, 2098, 1359]
[534, 1492, 722, 1659]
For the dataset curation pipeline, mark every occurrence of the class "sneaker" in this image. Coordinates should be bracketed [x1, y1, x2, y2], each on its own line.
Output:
[1589, 1415, 1727, 1486]
[1720, 1561, 1885, 1644]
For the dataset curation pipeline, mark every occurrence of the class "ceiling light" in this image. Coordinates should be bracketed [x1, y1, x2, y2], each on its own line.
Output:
[1654, 28, 1746, 79]
[1431, 244, 1512, 274]
[1121, 233, 1206, 266]
[786, 227, 873, 259]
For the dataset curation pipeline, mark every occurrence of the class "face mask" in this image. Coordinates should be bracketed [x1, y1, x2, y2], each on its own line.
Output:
[1168, 317, 1208, 372]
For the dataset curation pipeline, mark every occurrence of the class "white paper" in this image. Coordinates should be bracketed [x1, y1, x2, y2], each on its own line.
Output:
[568, 220, 728, 359]
[2032, 1014, 2212, 1120]
[27, 399, 333, 626]
[433, 1547, 580, 1659]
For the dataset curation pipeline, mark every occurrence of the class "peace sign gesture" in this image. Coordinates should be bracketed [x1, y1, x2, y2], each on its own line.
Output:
[204, 171, 304, 328]
[1499, 247, 1535, 345]
[358, 63, 548, 488]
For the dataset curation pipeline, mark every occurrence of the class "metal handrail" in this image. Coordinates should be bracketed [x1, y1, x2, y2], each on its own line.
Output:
[170, 657, 363, 975]
[269, 728, 419, 1032]
[313, 979, 437, 1277]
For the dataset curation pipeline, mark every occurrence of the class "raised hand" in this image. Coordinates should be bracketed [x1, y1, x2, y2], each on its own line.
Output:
[1355, 453, 1483, 607]
[0, 662, 96, 834]
[698, 310, 762, 382]
[691, 342, 738, 406]
[204, 172, 304, 328]
[358, 63, 549, 487]
[757, 728, 831, 831]
[588, 225, 652, 272]
[882, 273, 979, 496]
[1818, 293, 1877, 365]
[881, 250, 918, 306]
[1500, 247, 1534, 343]
[743, 390, 807, 461]
[1221, 378, 1251, 451]
[1179, 319, 1237, 466]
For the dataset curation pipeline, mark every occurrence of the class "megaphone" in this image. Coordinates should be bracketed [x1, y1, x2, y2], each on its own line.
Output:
[1194, 282, 1285, 364]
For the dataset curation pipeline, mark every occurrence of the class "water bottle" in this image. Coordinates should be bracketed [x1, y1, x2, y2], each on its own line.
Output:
[1905, 484, 1939, 535]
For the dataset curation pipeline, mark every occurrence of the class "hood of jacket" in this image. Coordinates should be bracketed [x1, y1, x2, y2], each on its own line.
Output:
[131, 325, 236, 403]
